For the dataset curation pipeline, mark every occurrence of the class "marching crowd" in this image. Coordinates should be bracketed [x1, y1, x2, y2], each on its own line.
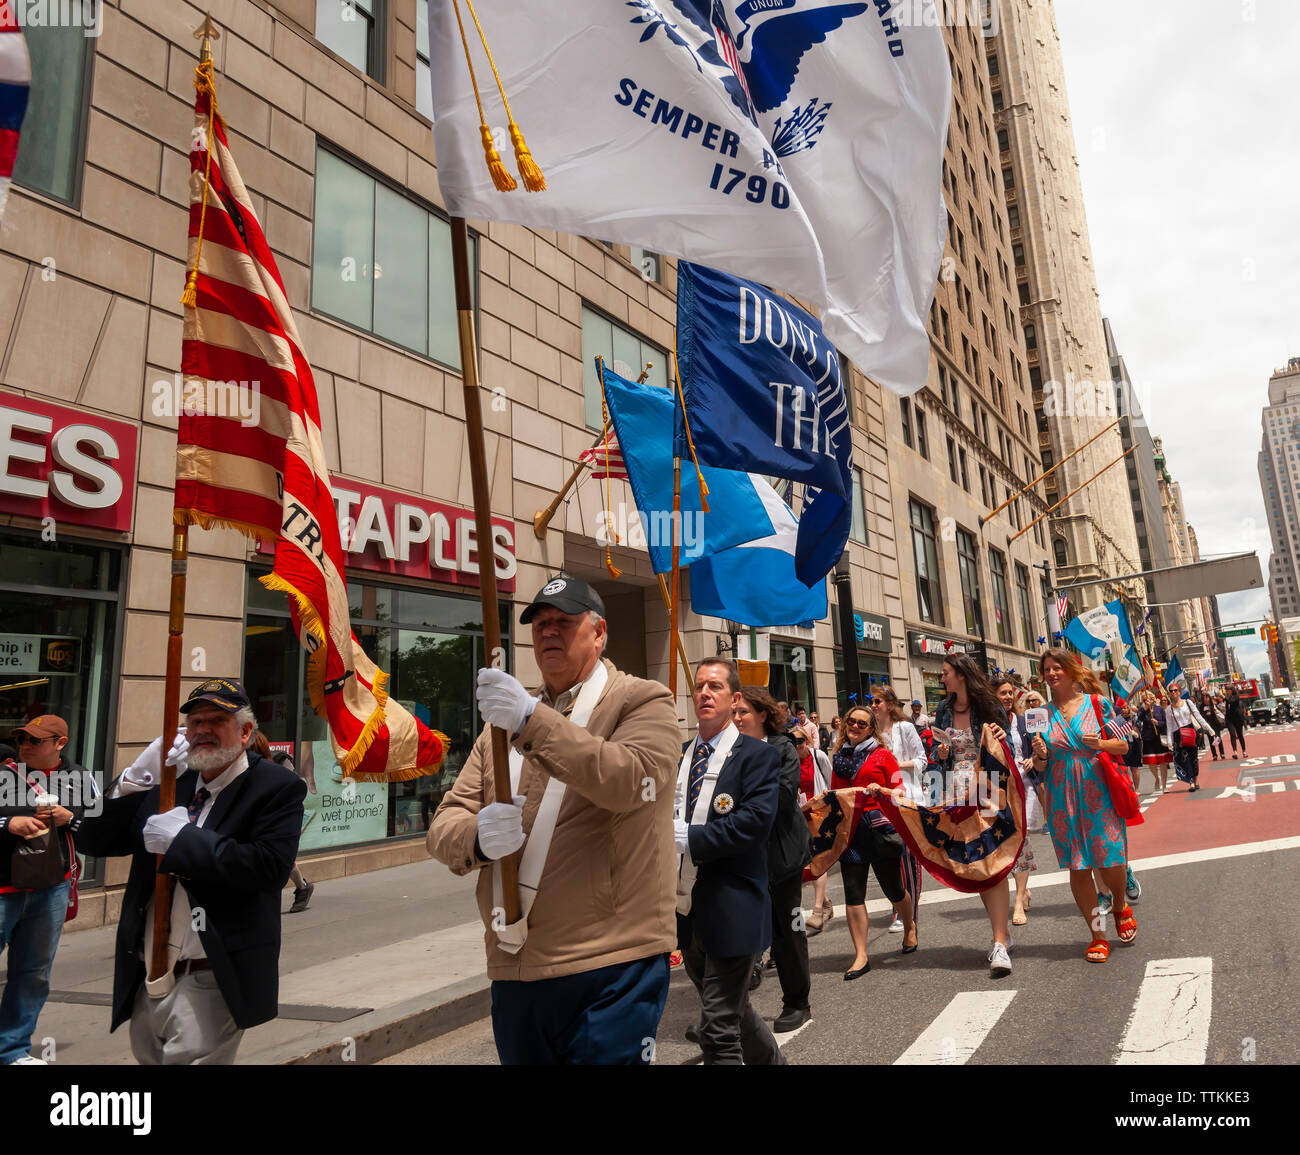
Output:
[0, 573, 1244, 1066]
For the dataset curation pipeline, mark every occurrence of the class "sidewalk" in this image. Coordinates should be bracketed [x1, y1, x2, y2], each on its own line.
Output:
[29, 860, 491, 1065]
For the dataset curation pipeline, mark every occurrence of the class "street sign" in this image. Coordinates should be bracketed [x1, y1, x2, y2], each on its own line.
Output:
[1218, 628, 1256, 638]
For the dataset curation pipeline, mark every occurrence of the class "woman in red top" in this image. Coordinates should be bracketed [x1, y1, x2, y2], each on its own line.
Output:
[831, 705, 916, 979]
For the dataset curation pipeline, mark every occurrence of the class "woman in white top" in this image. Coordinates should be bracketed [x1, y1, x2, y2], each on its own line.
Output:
[870, 686, 926, 943]
[994, 677, 1037, 925]
[1165, 690, 1214, 793]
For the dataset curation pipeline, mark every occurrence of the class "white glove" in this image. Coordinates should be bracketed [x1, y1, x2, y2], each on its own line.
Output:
[476, 794, 527, 860]
[119, 731, 191, 793]
[143, 807, 190, 854]
[674, 819, 690, 856]
[476, 668, 538, 734]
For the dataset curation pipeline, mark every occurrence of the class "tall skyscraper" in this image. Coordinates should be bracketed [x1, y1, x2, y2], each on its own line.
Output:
[1258, 358, 1300, 623]
[990, 1, 1143, 615]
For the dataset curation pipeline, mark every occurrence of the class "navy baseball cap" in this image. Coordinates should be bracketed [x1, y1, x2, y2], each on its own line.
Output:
[181, 678, 251, 714]
[912, 699, 922, 706]
[520, 575, 606, 624]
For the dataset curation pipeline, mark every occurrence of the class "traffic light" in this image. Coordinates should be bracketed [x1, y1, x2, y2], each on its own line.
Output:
[1261, 625, 1269, 642]
[1270, 624, 1279, 645]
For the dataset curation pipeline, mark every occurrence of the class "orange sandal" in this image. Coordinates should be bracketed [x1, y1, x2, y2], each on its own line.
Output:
[1116, 905, 1138, 944]
[1086, 937, 1110, 963]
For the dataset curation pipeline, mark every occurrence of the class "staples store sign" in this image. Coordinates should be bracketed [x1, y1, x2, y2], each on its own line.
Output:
[1, 394, 138, 533]
[259, 478, 516, 592]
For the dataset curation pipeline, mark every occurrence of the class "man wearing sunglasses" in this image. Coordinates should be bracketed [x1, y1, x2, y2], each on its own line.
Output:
[0, 715, 95, 1065]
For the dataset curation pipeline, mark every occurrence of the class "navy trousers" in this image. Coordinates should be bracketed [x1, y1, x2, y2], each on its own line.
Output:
[491, 953, 670, 1065]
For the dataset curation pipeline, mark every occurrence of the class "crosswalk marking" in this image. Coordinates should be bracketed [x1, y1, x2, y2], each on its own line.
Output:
[1115, 958, 1213, 1065]
[894, 990, 1017, 1065]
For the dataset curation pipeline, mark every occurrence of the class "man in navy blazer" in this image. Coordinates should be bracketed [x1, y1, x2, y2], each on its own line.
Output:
[76, 679, 305, 1064]
[674, 658, 784, 1065]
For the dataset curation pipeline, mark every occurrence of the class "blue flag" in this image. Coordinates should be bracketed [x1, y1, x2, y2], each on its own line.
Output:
[675, 262, 853, 587]
[1112, 645, 1146, 705]
[1065, 599, 1136, 660]
[689, 478, 828, 629]
[1163, 654, 1186, 691]
[601, 365, 773, 574]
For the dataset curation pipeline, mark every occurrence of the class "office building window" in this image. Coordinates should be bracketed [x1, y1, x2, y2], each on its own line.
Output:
[910, 499, 942, 625]
[415, 0, 432, 118]
[901, 397, 914, 448]
[839, 353, 856, 422]
[1007, 204, 1019, 228]
[959, 446, 970, 492]
[850, 466, 867, 544]
[947, 436, 958, 484]
[956, 529, 984, 637]
[1024, 324, 1037, 350]
[581, 307, 670, 430]
[11, 19, 94, 206]
[317, 0, 384, 80]
[1054, 537, 1069, 567]
[990, 549, 1012, 645]
[915, 406, 929, 460]
[1016, 563, 1034, 646]
[311, 146, 472, 367]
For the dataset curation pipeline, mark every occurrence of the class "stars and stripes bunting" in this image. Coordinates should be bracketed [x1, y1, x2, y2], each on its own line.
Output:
[173, 63, 446, 781]
[1056, 595, 1070, 621]
[0, 9, 30, 226]
[1107, 715, 1136, 740]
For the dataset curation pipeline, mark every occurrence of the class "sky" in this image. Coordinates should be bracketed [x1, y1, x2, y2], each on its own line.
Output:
[1051, 0, 1300, 680]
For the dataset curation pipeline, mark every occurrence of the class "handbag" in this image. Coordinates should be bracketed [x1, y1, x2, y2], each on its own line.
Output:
[1091, 696, 1143, 826]
[1178, 725, 1198, 749]
[10, 826, 68, 890]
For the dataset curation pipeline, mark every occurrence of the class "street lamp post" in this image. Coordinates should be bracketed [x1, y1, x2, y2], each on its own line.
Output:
[834, 551, 861, 710]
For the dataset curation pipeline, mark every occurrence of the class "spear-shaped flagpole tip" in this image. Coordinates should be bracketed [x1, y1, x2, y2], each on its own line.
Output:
[194, 14, 221, 62]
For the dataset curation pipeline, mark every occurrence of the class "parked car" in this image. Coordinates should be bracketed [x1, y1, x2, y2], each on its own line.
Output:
[1250, 697, 1279, 726]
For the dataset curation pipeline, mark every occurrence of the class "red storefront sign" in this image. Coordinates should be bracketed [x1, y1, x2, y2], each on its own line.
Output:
[0, 393, 138, 533]
[257, 477, 516, 592]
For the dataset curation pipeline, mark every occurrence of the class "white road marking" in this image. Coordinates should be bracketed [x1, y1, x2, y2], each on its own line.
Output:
[1115, 957, 1213, 1065]
[808, 835, 1300, 919]
[894, 990, 1017, 1065]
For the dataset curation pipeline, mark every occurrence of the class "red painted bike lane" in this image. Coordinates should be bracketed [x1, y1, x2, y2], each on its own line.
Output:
[1127, 725, 1300, 857]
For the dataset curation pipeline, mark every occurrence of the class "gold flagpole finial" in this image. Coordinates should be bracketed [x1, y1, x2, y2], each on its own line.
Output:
[194, 15, 220, 63]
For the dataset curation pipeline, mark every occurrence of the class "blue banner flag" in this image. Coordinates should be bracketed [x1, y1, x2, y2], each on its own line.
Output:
[689, 478, 828, 628]
[601, 365, 773, 574]
[1111, 645, 1146, 705]
[1065, 599, 1136, 660]
[675, 262, 853, 587]
[1163, 654, 1186, 691]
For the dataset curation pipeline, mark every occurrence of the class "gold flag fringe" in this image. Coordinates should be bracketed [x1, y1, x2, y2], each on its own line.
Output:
[181, 57, 224, 309]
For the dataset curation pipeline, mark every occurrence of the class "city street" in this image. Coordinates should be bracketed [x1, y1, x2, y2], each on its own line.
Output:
[384, 725, 1300, 1066]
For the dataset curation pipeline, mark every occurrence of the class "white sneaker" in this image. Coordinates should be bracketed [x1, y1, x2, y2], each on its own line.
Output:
[888, 916, 904, 933]
[8, 1055, 47, 1065]
[988, 942, 1012, 976]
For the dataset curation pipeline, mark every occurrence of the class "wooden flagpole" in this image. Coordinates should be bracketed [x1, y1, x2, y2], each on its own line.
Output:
[1007, 444, 1137, 545]
[655, 574, 694, 691]
[669, 458, 682, 701]
[451, 217, 519, 924]
[978, 418, 1120, 528]
[150, 13, 221, 983]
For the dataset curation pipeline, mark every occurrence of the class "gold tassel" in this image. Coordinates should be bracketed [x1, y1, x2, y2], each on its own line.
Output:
[509, 123, 546, 192]
[481, 124, 517, 191]
[181, 57, 222, 310]
[672, 346, 710, 513]
[465, 0, 546, 193]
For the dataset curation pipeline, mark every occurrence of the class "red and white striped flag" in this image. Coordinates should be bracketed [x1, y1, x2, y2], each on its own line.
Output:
[0, 7, 30, 225]
[1056, 595, 1069, 622]
[578, 433, 628, 480]
[173, 68, 446, 781]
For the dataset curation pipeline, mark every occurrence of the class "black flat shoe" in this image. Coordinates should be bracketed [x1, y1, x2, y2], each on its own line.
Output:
[844, 961, 871, 980]
[774, 1006, 811, 1032]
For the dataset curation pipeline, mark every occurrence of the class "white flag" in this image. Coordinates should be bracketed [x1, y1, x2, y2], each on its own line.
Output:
[429, 0, 951, 394]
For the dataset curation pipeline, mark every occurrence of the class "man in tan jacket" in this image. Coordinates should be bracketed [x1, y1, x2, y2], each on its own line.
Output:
[428, 575, 680, 1064]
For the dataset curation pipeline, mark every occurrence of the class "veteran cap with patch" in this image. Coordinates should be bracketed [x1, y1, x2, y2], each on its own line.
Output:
[520, 575, 606, 624]
[180, 678, 251, 714]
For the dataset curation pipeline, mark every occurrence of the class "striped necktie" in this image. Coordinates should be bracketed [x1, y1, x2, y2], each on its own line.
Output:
[187, 787, 210, 824]
[686, 741, 711, 816]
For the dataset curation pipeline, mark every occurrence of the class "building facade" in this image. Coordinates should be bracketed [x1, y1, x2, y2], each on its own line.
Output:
[1259, 359, 1300, 627]
[884, 17, 1053, 710]
[989, 0, 1143, 617]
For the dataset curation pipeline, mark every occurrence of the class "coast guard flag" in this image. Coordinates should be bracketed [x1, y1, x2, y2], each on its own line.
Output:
[690, 476, 829, 627]
[676, 262, 852, 585]
[1111, 645, 1146, 705]
[601, 365, 775, 572]
[0, 9, 29, 224]
[429, 0, 951, 393]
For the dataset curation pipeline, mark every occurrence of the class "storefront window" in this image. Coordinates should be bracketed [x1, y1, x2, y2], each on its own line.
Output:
[0, 531, 121, 885]
[768, 640, 816, 717]
[243, 567, 508, 850]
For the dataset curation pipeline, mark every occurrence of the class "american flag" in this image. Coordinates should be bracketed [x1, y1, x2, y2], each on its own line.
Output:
[1107, 715, 1136, 740]
[173, 67, 446, 782]
[1056, 595, 1070, 621]
[578, 433, 628, 480]
[0, 9, 29, 225]
[712, 15, 754, 110]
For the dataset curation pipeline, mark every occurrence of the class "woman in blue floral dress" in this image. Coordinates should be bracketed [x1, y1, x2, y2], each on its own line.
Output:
[1029, 649, 1136, 963]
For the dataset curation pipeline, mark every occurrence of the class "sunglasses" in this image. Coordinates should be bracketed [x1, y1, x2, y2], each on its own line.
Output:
[791, 734, 806, 744]
[15, 735, 53, 746]
[845, 718, 870, 728]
